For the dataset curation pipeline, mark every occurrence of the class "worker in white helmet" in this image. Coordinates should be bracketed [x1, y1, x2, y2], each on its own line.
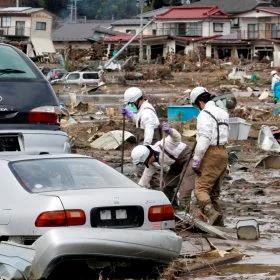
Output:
[271, 70, 280, 102]
[271, 70, 280, 90]
[122, 87, 160, 145]
[190, 86, 229, 225]
[131, 122, 191, 203]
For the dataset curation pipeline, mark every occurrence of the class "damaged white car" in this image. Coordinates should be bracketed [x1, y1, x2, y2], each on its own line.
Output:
[0, 153, 182, 279]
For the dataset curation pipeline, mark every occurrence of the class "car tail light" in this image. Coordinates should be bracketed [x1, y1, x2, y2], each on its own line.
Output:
[28, 106, 60, 125]
[28, 112, 58, 124]
[35, 209, 86, 227]
[148, 204, 174, 222]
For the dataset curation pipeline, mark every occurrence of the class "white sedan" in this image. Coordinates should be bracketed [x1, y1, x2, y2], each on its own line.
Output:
[0, 153, 181, 279]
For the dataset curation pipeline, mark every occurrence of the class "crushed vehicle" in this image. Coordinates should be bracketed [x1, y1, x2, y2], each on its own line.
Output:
[0, 153, 182, 279]
[0, 44, 70, 153]
[51, 71, 102, 86]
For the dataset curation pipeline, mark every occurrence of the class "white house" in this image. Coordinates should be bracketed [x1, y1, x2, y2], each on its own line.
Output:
[0, 7, 55, 56]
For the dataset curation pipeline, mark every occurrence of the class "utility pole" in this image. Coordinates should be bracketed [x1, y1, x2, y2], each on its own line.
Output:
[74, 0, 77, 23]
[139, 0, 144, 64]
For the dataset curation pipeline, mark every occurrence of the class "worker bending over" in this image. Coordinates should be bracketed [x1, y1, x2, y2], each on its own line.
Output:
[131, 123, 191, 203]
[190, 86, 229, 225]
[122, 87, 160, 145]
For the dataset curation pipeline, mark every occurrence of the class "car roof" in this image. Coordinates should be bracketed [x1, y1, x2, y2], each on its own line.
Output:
[0, 152, 90, 162]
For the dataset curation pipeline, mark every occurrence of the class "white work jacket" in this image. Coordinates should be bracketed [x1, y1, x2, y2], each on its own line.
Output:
[272, 74, 280, 90]
[138, 129, 187, 188]
[133, 100, 160, 145]
[196, 101, 229, 146]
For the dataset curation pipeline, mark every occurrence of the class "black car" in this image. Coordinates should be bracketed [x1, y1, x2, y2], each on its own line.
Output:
[0, 44, 60, 131]
[0, 44, 67, 152]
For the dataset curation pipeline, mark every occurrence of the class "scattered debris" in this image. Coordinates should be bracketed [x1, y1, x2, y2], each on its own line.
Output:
[237, 219, 260, 240]
[175, 212, 233, 240]
[163, 249, 244, 278]
[256, 155, 280, 169]
[229, 117, 251, 140]
[258, 89, 270, 100]
[258, 126, 280, 152]
[228, 67, 251, 81]
[90, 130, 136, 150]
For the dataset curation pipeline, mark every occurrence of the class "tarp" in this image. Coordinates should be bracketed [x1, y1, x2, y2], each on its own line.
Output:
[31, 37, 55, 56]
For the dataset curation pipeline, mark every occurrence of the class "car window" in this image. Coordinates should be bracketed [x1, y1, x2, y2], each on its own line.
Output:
[67, 73, 80, 80]
[11, 158, 137, 193]
[83, 73, 99, 80]
[0, 45, 36, 79]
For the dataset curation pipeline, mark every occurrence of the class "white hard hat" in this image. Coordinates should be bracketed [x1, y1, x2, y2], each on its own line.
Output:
[131, 145, 150, 165]
[271, 70, 277, 76]
[124, 87, 143, 104]
[190, 86, 209, 104]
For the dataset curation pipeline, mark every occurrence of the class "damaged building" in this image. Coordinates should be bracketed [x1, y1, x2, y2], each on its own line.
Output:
[0, 6, 55, 57]
[204, 6, 280, 61]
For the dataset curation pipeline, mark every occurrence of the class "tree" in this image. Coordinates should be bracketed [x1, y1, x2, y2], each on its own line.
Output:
[152, 0, 182, 9]
[153, 0, 164, 9]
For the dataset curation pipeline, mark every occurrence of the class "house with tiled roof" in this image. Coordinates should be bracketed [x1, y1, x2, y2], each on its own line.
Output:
[189, 0, 272, 14]
[104, 6, 230, 61]
[155, 6, 230, 37]
[103, 4, 280, 66]
[52, 21, 116, 51]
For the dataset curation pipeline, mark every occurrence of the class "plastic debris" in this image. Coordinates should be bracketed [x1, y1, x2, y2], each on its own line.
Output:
[258, 126, 280, 152]
[90, 130, 136, 150]
[237, 219, 260, 240]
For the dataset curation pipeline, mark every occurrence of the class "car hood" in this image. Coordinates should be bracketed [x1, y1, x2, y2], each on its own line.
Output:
[40, 187, 169, 210]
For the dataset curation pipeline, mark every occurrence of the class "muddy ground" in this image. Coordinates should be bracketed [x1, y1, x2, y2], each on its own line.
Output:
[56, 65, 280, 279]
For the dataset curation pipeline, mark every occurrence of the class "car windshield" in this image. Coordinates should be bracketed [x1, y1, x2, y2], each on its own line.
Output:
[0, 45, 36, 79]
[11, 158, 137, 193]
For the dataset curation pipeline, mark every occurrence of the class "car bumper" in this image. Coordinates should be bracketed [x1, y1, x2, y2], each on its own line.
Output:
[0, 228, 182, 280]
[0, 130, 70, 153]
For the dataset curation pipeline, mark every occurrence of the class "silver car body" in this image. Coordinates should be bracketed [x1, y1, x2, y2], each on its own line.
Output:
[0, 130, 70, 153]
[0, 228, 182, 280]
[51, 71, 101, 85]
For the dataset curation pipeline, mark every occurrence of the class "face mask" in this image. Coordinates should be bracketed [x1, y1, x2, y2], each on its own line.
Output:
[127, 103, 138, 113]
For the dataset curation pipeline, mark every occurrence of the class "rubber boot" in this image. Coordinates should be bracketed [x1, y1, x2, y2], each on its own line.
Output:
[204, 204, 221, 225]
[212, 200, 224, 227]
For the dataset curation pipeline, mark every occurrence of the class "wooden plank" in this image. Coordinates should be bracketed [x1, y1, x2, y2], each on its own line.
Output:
[175, 212, 234, 240]
[179, 252, 244, 274]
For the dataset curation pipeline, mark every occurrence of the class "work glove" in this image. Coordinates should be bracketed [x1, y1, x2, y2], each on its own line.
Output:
[161, 122, 172, 135]
[121, 107, 133, 119]
[192, 159, 201, 175]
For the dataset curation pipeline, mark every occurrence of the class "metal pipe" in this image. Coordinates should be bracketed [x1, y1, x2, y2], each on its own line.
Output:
[103, 19, 154, 70]
[121, 115, 125, 174]
[139, 0, 144, 64]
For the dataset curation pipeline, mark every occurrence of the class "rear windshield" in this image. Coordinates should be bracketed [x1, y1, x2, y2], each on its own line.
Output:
[0, 46, 36, 79]
[10, 158, 137, 193]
